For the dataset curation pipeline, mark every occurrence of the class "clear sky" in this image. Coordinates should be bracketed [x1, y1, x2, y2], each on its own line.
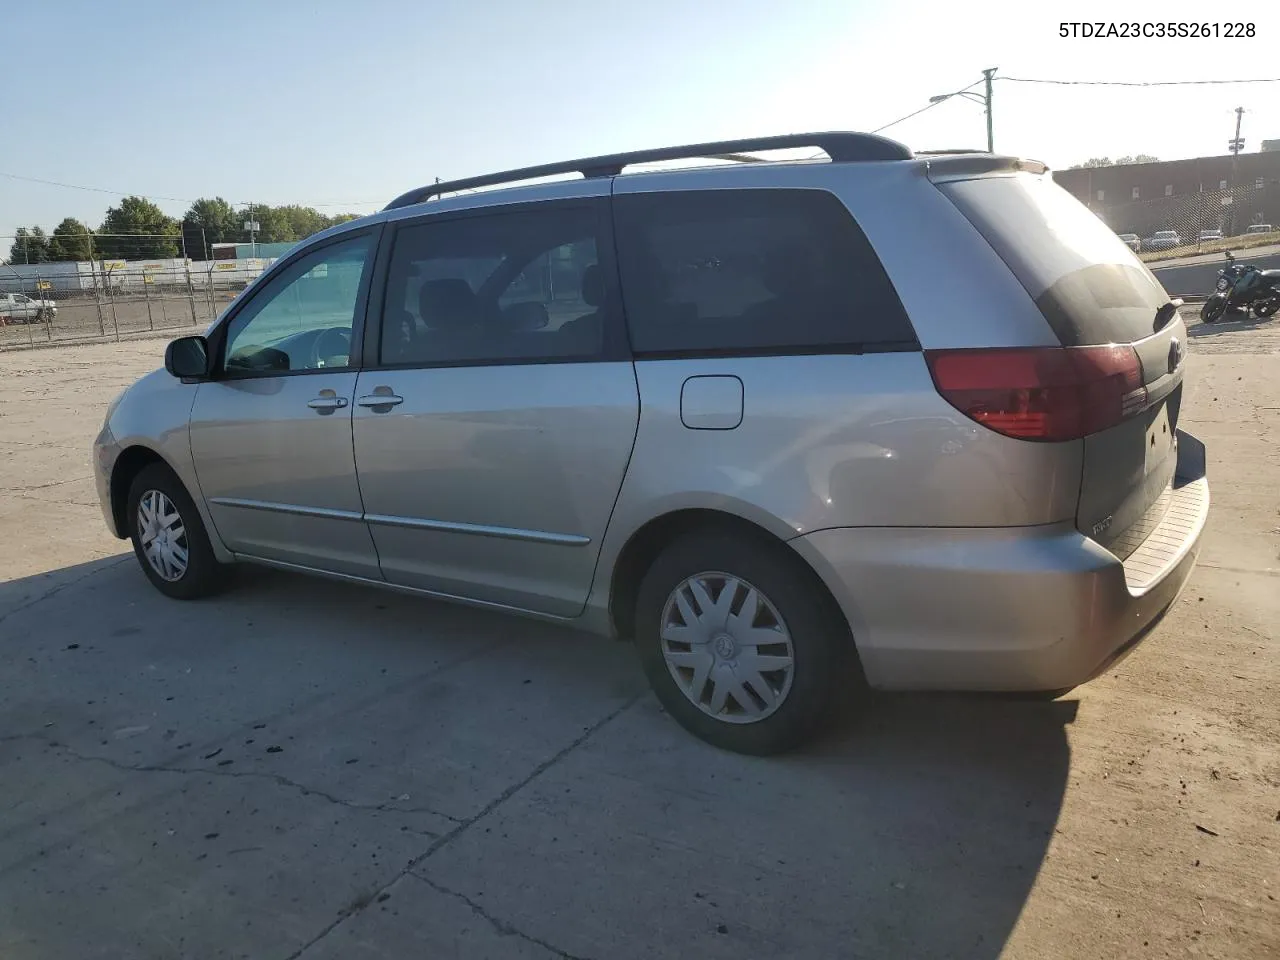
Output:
[2, 0, 1278, 240]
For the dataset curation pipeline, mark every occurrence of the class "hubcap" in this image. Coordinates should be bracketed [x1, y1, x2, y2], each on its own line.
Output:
[659, 572, 795, 724]
[137, 490, 188, 582]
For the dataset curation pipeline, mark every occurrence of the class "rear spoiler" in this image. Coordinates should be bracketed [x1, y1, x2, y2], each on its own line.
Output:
[924, 154, 1048, 183]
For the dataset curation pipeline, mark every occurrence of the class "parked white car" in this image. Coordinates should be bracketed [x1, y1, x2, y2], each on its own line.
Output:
[1117, 233, 1141, 253]
[1198, 230, 1223, 243]
[1244, 224, 1274, 236]
[1145, 230, 1183, 251]
[0, 292, 58, 324]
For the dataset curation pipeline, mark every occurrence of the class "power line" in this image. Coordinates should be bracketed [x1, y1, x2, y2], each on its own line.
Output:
[0, 170, 193, 203]
[1001, 76, 1280, 87]
[0, 170, 379, 210]
[871, 80, 984, 134]
[872, 100, 945, 134]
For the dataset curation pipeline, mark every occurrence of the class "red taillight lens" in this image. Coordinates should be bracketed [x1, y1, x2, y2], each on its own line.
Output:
[925, 346, 1146, 442]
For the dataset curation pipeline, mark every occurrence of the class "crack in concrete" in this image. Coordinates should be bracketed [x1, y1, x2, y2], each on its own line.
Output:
[26, 739, 459, 827]
[0, 556, 131, 628]
[414, 874, 595, 960]
[288, 692, 643, 960]
[15, 475, 93, 492]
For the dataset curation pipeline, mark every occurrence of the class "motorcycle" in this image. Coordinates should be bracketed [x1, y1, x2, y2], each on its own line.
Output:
[1201, 251, 1280, 323]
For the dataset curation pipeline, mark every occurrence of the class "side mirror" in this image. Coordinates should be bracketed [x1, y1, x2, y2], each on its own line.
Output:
[165, 335, 210, 381]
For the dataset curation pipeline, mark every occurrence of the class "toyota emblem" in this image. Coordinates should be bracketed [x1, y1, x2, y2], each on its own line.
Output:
[1168, 338, 1183, 374]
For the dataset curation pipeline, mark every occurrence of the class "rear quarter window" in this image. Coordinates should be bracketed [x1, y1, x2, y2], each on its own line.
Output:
[613, 188, 916, 355]
[940, 174, 1170, 346]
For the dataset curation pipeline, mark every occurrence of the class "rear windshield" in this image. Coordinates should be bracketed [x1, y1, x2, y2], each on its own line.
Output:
[939, 174, 1169, 346]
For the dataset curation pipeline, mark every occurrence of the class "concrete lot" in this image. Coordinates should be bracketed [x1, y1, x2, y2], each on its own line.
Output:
[0, 328, 1277, 959]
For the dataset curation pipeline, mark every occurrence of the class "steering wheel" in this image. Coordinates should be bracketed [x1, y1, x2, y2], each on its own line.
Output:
[309, 327, 352, 369]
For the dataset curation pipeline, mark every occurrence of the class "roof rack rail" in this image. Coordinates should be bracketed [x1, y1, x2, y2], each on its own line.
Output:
[383, 132, 913, 210]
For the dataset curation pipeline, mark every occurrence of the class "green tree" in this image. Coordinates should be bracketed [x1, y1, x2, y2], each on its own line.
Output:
[181, 197, 238, 259]
[8, 226, 52, 264]
[275, 205, 332, 240]
[1069, 154, 1159, 170]
[98, 196, 180, 258]
[47, 218, 94, 261]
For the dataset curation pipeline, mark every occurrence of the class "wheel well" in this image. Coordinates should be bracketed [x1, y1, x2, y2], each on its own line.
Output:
[608, 508, 848, 644]
[110, 446, 167, 538]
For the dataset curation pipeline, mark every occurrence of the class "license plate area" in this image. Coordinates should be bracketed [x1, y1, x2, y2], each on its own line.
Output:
[1145, 403, 1175, 477]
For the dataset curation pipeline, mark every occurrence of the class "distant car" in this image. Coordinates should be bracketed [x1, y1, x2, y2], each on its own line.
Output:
[1198, 230, 1223, 243]
[0, 292, 57, 325]
[1145, 230, 1183, 251]
[1118, 233, 1141, 252]
[1244, 224, 1274, 236]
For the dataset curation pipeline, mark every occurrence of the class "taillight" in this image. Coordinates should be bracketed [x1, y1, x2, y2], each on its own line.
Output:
[925, 346, 1146, 442]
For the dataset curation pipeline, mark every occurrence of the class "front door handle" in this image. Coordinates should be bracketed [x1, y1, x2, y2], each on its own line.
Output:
[307, 395, 349, 412]
[356, 392, 404, 409]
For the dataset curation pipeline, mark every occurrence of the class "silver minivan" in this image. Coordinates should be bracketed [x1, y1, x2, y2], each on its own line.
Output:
[93, 133, 1210, 754]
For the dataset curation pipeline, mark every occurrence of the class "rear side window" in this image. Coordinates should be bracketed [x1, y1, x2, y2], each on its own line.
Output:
[940, 174, 1169, 346]
[379, 203, 609, 366]
[613, 189, 915, 355]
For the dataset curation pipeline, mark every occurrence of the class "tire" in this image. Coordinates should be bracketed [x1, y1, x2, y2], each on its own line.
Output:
[1252, 299, 1279, 319]
[126, 463, 227, 600]
[1201, 296, 1227, 324]
[633, 532, 857, 755]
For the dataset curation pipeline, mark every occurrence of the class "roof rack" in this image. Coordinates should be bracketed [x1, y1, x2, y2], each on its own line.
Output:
[383, 132, 913, 210]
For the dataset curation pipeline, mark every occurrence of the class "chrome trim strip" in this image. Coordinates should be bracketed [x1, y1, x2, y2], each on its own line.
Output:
[363, 512, 590, 546]
[209, 497, 365, 522]
[209, 497, 590, 545]
[232, 554, 577, 622]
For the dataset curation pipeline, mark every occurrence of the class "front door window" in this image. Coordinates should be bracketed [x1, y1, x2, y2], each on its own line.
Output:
[223, 235, 373, 374]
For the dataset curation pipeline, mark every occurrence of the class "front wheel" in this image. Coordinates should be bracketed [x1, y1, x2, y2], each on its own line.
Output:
[1201, 296, 1227, 324]
[1252, 299, 1280, 319]
[127, 464, 227, 600]
[633, 532, 858, 755]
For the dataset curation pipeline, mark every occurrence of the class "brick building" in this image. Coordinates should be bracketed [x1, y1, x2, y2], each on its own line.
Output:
[1053, 151, 1280, 238]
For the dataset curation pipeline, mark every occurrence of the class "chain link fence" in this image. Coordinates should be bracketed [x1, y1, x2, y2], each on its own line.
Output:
[1086, 183, 1278, 261]
[1, 238, 273, 351]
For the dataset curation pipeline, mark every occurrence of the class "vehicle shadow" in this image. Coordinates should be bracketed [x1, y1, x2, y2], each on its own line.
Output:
[0, 556, 1073, 960]
[1187, 311, 1276, 336]
[493, 682, 1076, 960]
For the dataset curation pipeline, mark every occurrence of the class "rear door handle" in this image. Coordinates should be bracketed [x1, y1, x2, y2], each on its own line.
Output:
[356, 393, 404, 408]
[307, 396, 349, 411]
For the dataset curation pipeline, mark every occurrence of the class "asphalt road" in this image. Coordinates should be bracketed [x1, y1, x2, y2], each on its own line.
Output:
[0, 336, 1277, 959]
[1151, 249, 1280, 299]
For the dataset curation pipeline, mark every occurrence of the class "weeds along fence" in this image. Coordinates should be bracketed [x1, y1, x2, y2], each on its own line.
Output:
[1, 244, 274, 351]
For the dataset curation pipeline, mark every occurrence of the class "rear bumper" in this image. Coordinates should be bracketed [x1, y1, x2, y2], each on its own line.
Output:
[791, 431, 1210, 693]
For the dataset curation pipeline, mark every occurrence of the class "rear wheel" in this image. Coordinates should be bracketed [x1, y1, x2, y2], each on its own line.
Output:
[1252, 299, 1279, 319]
[1201, 296, 1227, 324]
[634, 532, 856, 755]
[126, 464, 226, 600]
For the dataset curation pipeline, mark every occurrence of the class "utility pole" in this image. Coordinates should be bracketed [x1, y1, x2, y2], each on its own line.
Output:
[1227, 107, 1245, 235]
[983, 67, 997, 154]
[929, 68, 998, 153]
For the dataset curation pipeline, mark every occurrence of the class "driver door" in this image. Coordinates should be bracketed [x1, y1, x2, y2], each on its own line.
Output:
[188, 229, 383, 578]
